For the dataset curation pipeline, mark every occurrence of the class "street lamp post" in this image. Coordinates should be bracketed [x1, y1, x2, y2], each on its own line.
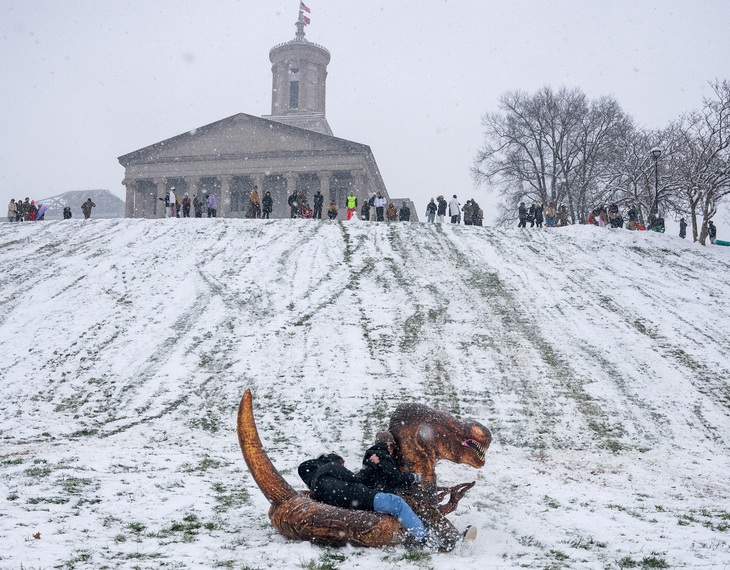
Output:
[650, 146, 662, 222]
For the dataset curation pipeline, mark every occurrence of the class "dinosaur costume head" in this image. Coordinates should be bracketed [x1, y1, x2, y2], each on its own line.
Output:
[389, 403, 491, 489]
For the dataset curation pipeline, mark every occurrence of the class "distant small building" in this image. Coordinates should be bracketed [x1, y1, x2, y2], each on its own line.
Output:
[118, 19, 416, 220]
[36, 189, 125, 220]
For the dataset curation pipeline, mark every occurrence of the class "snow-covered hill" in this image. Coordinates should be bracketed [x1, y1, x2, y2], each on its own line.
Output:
[1, 218, 729, 569]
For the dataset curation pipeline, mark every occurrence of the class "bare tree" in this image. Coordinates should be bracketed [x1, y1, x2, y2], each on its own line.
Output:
[473, 86, 633, 225]
[664, 80, 730, 244]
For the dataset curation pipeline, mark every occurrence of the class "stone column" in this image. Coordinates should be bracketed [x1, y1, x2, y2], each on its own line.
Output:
[154, 178, 167, 218]
[220, 176, 232, 218]
[123, 179, 136, 218]
[319, 171, 331, 204]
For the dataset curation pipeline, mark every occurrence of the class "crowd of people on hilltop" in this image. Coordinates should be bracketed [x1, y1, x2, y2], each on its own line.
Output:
[227, 187, 416, 223]
[7, 197, 96, 222]
[421, 195, 483, 225]
[517, 202, 570, 228]
[159, 187, 216, 218]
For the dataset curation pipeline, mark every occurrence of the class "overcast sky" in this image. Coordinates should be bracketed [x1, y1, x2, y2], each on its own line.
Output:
[2, 0, 729, 232]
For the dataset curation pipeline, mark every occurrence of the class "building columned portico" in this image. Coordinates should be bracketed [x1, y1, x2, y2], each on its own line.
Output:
[118, 18, 410, 220]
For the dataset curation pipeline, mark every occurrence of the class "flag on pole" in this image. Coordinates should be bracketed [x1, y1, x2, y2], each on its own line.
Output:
[300, 2, 311, 13]
[298, 11, 310, 25]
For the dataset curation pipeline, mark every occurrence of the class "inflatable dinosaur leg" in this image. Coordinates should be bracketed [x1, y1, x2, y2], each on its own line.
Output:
[402, 495, 461, 552]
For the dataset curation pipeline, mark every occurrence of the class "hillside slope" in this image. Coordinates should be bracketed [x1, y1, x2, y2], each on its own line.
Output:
[1, 218, 729, 569]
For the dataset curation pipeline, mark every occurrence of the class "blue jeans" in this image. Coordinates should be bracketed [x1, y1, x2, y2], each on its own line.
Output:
[373, 492, 427, 540]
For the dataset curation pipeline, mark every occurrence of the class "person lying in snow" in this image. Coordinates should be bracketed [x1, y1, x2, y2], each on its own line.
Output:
[298, 453, 428, 543]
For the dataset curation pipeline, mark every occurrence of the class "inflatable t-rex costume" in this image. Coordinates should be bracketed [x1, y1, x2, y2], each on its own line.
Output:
[237, 389, 491, 548]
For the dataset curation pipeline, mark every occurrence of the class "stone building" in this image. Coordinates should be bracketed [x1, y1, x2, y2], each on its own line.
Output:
[118, 21, 412, 220]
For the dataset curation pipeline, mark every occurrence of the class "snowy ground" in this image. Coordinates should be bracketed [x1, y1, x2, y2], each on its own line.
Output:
[1, 218, 729, 570]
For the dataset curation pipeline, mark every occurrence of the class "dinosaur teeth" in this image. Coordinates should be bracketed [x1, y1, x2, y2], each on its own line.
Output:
[463, 439, 485, 460]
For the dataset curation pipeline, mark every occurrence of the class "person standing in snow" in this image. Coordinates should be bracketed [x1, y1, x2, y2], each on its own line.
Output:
[7, 199, 17, 222]
[288, 189, 299, 218]
[517, 202, 528, 228]
[313, 190, 324, 220]
[206, 194, 217, 218]
[708, 220, 717, 244]
[386, 202, 399, 222]
[167, 187, 177, 218]
[361, 199, 371, 221]
[63, 206, 72, 220]
[374, 193, 387, 222]
[471, 200, 483, 226]
[193, 194, 203, 218]
[436, 196, 447, 223]
[462, 200, 473, 226]
[559, 204, 569, 227]
[626, 205, 638, 230]
[346, 191, 358, 220]
[399, 202, 411, 222]
[81, 198, 96, 220]
[425, 198, 437, 223]
[181, 193, 191, 218]
[262, 191, 273, 219]
[544, 202, 557, 227]
[327, 201, 339, 220]
[679, 218, 687, 239]
[448, 195, 461, 224]
[247, 185, 261, 219]
[35, 203, 47, 221]
[533, 203, 544, 228]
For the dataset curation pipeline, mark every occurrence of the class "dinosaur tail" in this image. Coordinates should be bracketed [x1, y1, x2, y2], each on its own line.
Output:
[237, 389, 297, 506]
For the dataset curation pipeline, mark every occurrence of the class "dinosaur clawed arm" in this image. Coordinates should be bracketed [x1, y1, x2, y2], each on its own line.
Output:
[435, 481, 476, 515]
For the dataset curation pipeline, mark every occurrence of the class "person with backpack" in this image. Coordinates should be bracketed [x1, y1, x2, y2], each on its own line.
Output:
[298, 453, 428, 544]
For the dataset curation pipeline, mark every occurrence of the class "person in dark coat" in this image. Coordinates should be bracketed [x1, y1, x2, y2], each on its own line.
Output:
[361, 200, 371, 221]
[298, 453, 427, 542]
[262, 191, 273, 219]
[436, 196, 447, 223]
[708, 220, 717, 244]
[679, 218, 687, 239]
[193, 194, 203, 218]
[518, 202, 528, 228]
[425, 198, 437, 223]
[359, 432, 421, 494]
[533, 203, 544, 228]
[399, 202, 411, 222]
[313, 190, 324, 220]
[288, 190, 299, 219]
[81, 198, 96, 220]
[327, 201, 338, 220]
[63, 206, 72, 220]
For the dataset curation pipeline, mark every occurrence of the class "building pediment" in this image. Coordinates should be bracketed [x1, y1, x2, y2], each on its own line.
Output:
[118, 113, 368, 166]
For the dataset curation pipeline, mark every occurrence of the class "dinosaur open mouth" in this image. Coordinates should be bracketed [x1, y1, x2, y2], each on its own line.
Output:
[462, 439, 486, 461]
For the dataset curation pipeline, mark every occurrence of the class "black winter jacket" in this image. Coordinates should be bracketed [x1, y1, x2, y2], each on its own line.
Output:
[358, 443, 416, 494]
[300, 456, 378, 511]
